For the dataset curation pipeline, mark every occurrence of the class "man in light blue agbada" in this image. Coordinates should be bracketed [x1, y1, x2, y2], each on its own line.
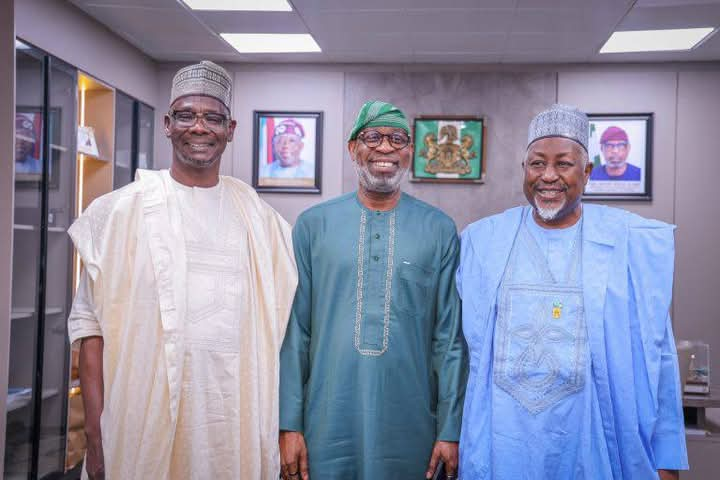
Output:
[279, 101, 467, 480]
[457, 104, 688, 479]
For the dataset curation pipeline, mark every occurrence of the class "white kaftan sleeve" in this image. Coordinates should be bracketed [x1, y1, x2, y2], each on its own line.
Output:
[68, 268, 102, 345]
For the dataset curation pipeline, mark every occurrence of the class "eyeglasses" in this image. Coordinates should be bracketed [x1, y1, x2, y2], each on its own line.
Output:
[170, 110, 229, 130]
[601, 141, 628, 150]
[357, 130, 410, 150]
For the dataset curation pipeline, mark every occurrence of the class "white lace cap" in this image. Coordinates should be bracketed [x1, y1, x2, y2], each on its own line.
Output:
[527, 103, 589, 151]
[170, 60, 232, 111]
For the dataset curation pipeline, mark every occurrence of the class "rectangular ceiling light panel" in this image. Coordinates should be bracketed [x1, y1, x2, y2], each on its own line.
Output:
[221, 33, 321, 53]
[183, 0, 292, 11]
[600, 28, 715, 53]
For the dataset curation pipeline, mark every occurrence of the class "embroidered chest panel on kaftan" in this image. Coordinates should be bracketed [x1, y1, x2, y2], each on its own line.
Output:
[179, 185, 249, 353]
[493, 216, 588, 414]
[354, 209, 397, 356]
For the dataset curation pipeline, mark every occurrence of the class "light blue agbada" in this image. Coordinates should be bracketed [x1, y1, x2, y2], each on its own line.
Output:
[457, 204, 688, 479]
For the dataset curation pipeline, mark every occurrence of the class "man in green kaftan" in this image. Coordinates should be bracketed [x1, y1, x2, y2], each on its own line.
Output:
[279, 101, 467, 480]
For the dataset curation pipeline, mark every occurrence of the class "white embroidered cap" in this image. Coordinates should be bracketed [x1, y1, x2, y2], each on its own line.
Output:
[170, 60, 232, 111]
[527, 103, 589, 151]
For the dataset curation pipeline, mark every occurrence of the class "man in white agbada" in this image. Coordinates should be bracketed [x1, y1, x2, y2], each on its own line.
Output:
[67, 61, 298, 479]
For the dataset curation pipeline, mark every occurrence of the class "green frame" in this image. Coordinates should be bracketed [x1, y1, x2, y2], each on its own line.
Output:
[411, 115, 485, 183]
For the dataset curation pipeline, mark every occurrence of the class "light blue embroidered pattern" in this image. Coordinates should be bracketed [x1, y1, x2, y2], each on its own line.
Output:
[494, 209, 587, 414]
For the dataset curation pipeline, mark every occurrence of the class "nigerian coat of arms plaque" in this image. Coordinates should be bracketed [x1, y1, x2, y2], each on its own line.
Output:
[412, 116, 485, 183]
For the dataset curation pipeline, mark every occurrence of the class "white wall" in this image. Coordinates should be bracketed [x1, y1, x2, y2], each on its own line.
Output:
[0, 0, 15, 464]
[15, 0, 157, 106]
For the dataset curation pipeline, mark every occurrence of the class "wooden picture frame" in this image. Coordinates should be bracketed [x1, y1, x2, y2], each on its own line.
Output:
[252, 110, 323, 194]
[584, 113, 653, 201]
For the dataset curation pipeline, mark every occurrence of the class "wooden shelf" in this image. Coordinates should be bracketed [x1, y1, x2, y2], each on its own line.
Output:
[79, 153, 112, 163]
[684, 389, 720, 408]
[77, 72, 115, 214]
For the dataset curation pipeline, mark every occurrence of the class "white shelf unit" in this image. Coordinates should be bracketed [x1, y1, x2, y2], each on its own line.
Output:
[13, 224, 66, 233]
[6, 388, 60, 413]
[10, 307, 64, 321]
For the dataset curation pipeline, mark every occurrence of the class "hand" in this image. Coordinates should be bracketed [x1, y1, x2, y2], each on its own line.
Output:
[426, 440, 458, 479]
[85, 431, 105, 480]
[658, 470, 679, 480]
[279, 430, 310, 480]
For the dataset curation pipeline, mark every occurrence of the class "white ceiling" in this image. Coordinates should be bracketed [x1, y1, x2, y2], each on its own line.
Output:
[68, 0, 720, 63]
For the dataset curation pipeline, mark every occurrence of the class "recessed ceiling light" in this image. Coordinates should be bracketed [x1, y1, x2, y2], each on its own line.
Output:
[600, 27, 715, 53]
[182, 0, 292, 11]
[221, 33, 321, 53]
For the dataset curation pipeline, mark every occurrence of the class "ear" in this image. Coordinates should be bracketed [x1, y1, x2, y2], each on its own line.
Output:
[583, 160, 593, 185]
[226, 119, 237, 142]
[164, 114, 172, 137]
[347, 140, 357, 159]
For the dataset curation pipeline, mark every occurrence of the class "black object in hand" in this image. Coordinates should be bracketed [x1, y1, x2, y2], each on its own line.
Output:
[431, 460, 447, 480]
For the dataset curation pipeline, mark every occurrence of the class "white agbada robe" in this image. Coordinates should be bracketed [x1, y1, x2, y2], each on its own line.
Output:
[68, 169, 297, 479]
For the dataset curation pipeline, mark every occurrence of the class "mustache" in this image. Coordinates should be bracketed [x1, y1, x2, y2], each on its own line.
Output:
[534, 182, 568, 190]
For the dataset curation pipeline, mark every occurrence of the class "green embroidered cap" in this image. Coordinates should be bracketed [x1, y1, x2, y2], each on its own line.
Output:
[348, 100, 410, 141]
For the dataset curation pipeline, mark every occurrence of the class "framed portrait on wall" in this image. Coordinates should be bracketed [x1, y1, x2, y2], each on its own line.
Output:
[411, 116, 485, 183]
[15, 107, 62, 188]
[584, 113, 653, 201]
[252, 110, 323, 193]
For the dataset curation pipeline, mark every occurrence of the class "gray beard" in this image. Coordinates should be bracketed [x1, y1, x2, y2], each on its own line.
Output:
[353, 161, 407, 193]
[176, 152, 218, 169]
[533, 193, 567, 221]
[535, 205, 563, 221]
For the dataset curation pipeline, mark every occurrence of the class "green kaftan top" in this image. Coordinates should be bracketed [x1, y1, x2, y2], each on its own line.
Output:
[280, 192, 467, 479]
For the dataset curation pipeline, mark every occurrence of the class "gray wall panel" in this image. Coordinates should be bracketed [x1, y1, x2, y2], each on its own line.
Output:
[675, 71, 720, 389]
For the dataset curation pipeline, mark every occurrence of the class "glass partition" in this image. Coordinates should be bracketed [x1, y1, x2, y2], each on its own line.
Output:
[38, 56, 77, 478]
[137, 102, 154, 171]
[6, 39, 154, 480]
[6, 40, 46, 480]
[113, 91, 134, 189]
[114, 95, 155, 188]
[5, 40, 76, 480]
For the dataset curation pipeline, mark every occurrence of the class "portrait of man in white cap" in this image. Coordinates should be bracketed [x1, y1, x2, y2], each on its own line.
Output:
[457, 104, 687, 480]
[67, 60, 297, 480]
[261, 118, 315, 179]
